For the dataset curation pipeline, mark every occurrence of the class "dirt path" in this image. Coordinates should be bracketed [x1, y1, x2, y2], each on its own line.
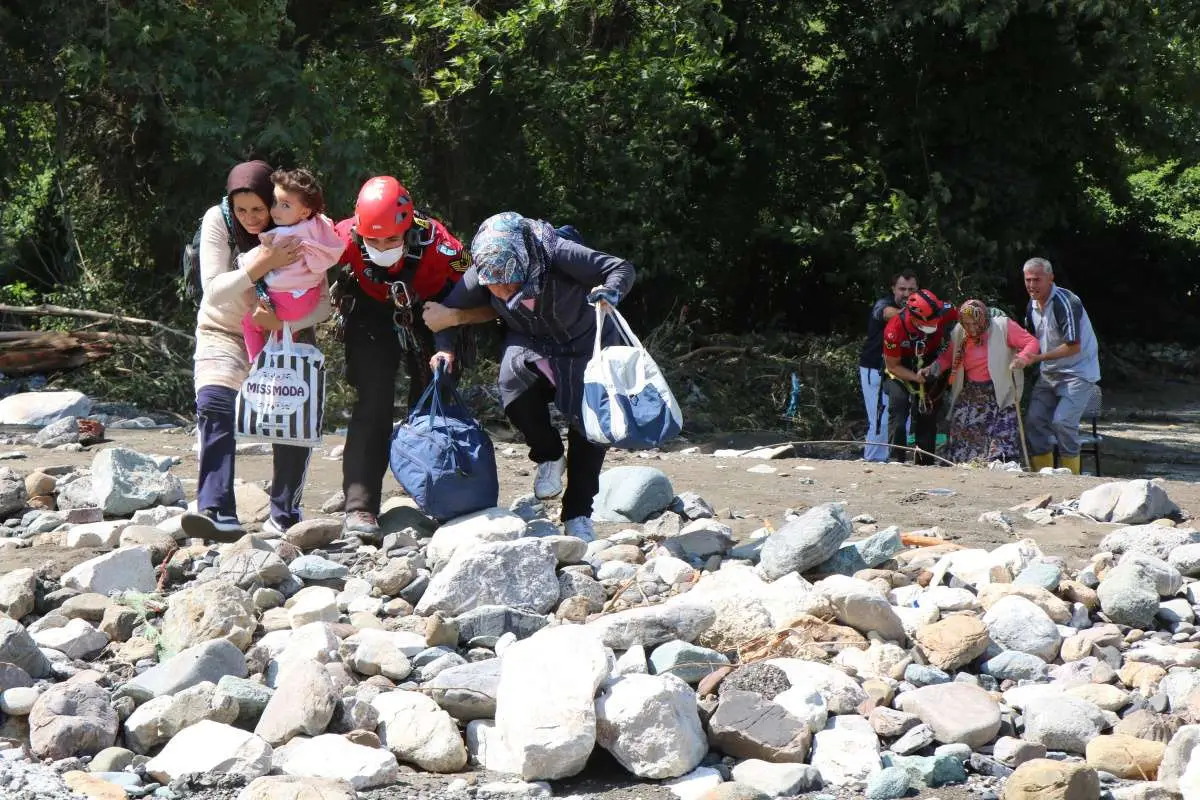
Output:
[3, 410, 1199, 579]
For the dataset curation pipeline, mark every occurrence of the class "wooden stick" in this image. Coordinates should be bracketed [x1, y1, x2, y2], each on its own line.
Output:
[675, 345, 749, 363]
[0, 303, 193, 340]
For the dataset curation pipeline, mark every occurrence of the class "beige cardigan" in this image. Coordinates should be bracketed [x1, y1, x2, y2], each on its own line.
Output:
[193, 205, 332, 392]
[946, 316, 1024, 411]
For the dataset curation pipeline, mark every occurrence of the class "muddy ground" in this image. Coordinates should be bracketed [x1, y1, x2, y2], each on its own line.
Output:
[2, 380, 1199, 798]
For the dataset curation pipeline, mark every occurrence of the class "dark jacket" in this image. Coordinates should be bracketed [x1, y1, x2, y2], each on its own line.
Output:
[435, 238, 635, 425]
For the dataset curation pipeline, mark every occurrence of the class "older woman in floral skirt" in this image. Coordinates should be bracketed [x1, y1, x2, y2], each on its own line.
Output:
[933, 299, 1039, 465]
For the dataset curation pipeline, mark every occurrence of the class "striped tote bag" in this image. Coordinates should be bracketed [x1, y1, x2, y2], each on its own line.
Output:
[235, 323, 325, 447]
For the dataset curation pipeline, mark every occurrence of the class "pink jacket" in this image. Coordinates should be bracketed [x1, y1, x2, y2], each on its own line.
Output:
[239, 214, 344, 293]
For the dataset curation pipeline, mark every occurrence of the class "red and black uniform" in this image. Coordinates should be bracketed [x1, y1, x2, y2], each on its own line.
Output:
[881, 300, 958, 464]
[333, 210, 472, 517]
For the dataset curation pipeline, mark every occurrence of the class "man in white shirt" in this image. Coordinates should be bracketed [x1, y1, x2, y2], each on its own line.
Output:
[1020, 257, 1100, 474]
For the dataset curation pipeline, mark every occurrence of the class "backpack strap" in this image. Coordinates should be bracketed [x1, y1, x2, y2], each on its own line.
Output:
[219, 197, 238, 253]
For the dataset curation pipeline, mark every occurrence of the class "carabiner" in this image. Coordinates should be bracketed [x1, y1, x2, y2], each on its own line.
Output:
[389, 281, 414, 310]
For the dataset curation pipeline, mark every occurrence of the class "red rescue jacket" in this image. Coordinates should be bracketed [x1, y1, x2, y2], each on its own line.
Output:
[334, 212, 471, 304]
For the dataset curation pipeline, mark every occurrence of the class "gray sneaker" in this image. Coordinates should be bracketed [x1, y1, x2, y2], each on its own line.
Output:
[343, 511, 380, 539]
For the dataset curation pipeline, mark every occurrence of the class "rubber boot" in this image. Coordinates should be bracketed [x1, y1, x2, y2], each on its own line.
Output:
[1029, 453, 1054, 473]
[1060, 455, 1081, 475]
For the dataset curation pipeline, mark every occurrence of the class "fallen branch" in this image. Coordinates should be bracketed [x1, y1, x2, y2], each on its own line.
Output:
[675, 345, 749, 364]
[0, 303, 193, 341]
[0, 330, 157, 347]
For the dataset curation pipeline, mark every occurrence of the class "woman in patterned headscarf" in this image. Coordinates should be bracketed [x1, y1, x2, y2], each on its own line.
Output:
[429, 212, 635, 542]
[932, 299, 1040, 465]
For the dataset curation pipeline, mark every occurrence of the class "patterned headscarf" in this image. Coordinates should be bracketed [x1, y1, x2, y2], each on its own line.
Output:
[959, 299, 990, 343]
[472, 212, 559, 290]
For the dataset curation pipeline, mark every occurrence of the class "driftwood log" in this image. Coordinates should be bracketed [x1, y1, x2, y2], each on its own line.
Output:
[0, 330, 115, 375]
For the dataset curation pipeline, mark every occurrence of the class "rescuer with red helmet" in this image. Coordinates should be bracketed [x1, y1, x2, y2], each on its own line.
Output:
[332, 176, 493, 539]
[880, 288, 959, 465]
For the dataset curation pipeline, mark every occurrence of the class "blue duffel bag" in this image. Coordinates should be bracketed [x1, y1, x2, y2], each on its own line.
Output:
[388, 367, 499, 523]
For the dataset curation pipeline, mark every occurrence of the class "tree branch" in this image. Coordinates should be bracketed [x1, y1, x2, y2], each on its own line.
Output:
[0, 304, 193, 340]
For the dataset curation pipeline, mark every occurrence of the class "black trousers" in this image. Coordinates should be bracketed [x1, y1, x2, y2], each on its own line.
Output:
[503, 373, 606, 522]
[342, 289, 440, 516]
[883, 377, 944, 466]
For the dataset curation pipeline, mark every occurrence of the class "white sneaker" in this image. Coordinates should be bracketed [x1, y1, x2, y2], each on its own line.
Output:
[564, 516, 595, 543]
[534, 457, 566, 500]
[261, 517, 287, 537]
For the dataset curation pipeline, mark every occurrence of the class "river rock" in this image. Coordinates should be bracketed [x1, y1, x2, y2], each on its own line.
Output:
[757, 504, 852, 581]
[595, 673, 707, 779]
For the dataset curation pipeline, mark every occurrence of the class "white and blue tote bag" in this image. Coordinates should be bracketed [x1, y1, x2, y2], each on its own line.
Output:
[235, 323, 325, 448]
[582, 304, 683, 449]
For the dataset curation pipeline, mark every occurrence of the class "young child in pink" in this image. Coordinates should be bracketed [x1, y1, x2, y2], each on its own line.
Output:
[240, 168, 343, 359]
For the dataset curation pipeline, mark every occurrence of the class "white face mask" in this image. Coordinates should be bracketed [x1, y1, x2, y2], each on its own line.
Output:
[917, 324, 937, 334]
[364, 241, 406, 267]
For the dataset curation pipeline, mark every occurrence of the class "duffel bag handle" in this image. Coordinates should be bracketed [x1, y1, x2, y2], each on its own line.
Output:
[409, 364, 471, 477]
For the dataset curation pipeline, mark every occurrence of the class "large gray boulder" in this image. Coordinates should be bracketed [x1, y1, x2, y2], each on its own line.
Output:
[1079, 479, 1179, 525]
[0, 390, 91, 426]
[120, 639, 248, 702]
[592, 467, 675, 524]
[416, 538, 559, 616]
[29, 681, 118, 759]
[91, 446, 185, 516]
[757, 504, 852, 581]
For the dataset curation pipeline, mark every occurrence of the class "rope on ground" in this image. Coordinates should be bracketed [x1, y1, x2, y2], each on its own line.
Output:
[735, 439, 966, 469]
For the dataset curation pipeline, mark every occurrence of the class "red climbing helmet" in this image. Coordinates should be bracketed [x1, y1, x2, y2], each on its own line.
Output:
[906, 289, 944, 322]
[354, 176, 414, 239]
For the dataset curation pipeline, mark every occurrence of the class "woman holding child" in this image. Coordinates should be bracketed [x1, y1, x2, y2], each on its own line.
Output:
[181, 160, 332, 541]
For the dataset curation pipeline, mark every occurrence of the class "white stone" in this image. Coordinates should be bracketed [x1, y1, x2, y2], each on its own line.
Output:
[763, 658, 868, 714]
[813, 574, 906, 642]
[772, 686, 828, 734]
[417, 538, 560, 617]
[341, 629, 414, 681]
[254, 660, 338, 746]
[731, 760, 819, 797]
[1023, 695, 1107, 754]
[287, 586, 338, 629]
[123, 681, 239, 753]
[645, 556, 695, 585]
[0, 568, 37, 620]
[144, 720, 272, 783]
[62, 547, 156, 595]
[613, 645, 648, 676]
[31, 617, 109, 660]
[426, 508, 528, 572]
[495, 625, 611, 780]
[0, 686, 39, 715]
[65, 520, 130, 549]
[372, 690, 467, 773]
[894, 604, 941, 638]
[917, 586, 979, 612]
[273, 733, 399, 789]
[594, 674, 707, 779]
[663, 766, 723, 800]
[0, 391, 90, 426]
[810, 720, 882, 786]
[982, 594, 1061, 662]
[465, 720, 523, 774]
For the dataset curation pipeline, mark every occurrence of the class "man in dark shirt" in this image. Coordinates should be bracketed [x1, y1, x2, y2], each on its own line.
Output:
[882, 289, 958, 465]
[859, 271, 918, 461]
